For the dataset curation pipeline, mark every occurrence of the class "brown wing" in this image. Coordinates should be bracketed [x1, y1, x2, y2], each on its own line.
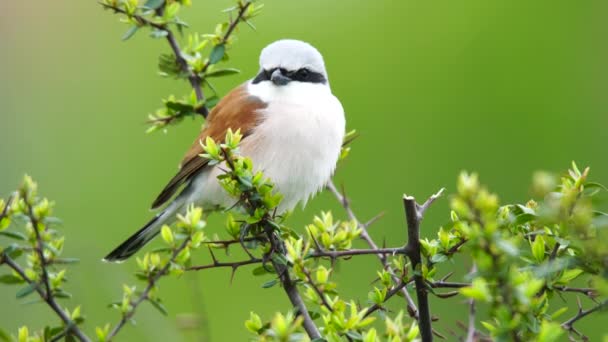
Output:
[151, 84, 267, 209]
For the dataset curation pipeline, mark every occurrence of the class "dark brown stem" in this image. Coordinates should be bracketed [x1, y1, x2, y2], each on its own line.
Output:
[263, 224, 321, 339]
[187, 257, 262, 271]
[310, 247, 409, 259]
[403, 192, 441, 342]
[561, 299, 607, 332]
[302, 268, 333, 312]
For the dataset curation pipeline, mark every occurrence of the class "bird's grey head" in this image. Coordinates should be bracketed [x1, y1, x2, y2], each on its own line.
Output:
[253, 39, 328, 87]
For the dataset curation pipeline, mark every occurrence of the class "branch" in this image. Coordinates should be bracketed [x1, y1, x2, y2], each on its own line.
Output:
[186, 255, 262, 272]
[403, 191, 443, 342]
[16, 199, 92, 342]
[101, 1, 252, 117]
[101, 2, 208, 116]
[363, 280, 410, 318]
[217, 146, 322, 339]
[1, 255, 91, 342]
[263, 224, 322, 339]
[107, 237, 192, 340]
[302, 267, 334, 312]
[326, 181, 420, 319]
[561, 299, 607, 333]
[309, 246, 408, 259]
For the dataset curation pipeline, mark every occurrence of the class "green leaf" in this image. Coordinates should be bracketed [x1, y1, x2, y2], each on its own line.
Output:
[532, 236, 545, 262]
[261, 279, 279, 289]
[514, 213, 537, 225]
[206, 68, 240, 78]
[209, 44, 225, 64]
[54, 258, 80, 264]
[165, 101, 194, 113]
[122, 26, 139, 41]
[149, 299, 168, 316]
[16, 282, 37, 299]
[205, 96, 219, 109]
[585, 181, 608, 192]
[150, 29, 169, 39]
[0, 328, 10, 342]
[143, 0, 164, 10]
[0, 274, 24, 285]
[252, 266, 272, 276]
[557, 269, 583, 284]
[0, 230, 27, 240]
[430, 253, 448, 264]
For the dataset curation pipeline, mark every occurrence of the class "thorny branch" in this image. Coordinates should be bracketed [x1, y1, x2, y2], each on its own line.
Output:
[403, 192, 444, 342]
[0, 196, 92, 342]
[561, 299, 608, 337]
[326, 181, 420, 318]
[107, 236, 192, 340]
[100, 1, 253, 118]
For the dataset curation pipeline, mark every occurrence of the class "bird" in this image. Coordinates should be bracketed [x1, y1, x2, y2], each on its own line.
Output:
[103, 39, 345, 262]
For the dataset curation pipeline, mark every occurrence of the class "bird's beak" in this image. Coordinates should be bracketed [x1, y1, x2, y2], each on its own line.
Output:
[271, 69, 291, 86]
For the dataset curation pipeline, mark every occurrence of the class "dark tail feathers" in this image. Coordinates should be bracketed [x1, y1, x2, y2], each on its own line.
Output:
[103, 214, 161, 262]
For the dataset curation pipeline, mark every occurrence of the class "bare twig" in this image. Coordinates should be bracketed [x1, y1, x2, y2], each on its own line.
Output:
[310, 246, 409, 259]
[187, 256, 262, 272]
[561, 299, 607, 333]
[403, 190, 443, 342]
[107, 237, 192, 340]
[327, 181, 420, 319]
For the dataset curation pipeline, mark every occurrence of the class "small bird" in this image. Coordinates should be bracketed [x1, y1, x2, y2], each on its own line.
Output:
[104, 39, 346, 262]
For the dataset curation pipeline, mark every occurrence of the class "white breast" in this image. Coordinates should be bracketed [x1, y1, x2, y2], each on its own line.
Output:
[188, 81, 345, 213]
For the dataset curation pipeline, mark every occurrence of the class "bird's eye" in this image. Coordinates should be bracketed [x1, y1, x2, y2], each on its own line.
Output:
[297, 68, 310, 80]
[265, 69, 274, 79]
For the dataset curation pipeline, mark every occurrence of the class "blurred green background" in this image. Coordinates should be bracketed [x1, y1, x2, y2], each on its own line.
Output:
[1, 0, 607, 340]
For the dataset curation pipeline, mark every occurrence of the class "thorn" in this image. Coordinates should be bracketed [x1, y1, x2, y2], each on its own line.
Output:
[208, 247, 218, 263]
[230, 266, 237, 284]
[363, 211, 385, 228]
[440, 272, 454, 282]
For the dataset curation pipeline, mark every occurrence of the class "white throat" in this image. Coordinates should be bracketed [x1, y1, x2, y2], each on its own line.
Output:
[243, 80, 345, 211]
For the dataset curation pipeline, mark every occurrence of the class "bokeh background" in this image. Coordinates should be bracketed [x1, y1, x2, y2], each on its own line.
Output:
[1, 0, 607, 340]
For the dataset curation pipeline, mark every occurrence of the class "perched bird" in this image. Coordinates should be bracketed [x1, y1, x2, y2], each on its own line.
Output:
[104, 39, 345, 262]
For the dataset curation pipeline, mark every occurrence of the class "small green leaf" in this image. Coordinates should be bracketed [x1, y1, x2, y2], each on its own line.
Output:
[143, 0, 164, 10]
[430, 253, 448, 264]
[149, 299, 168, 316]
[261, 279, 279, 288]
[252, 266, 272, 276]
[206, 68, 240, 78]
[16, 283, 37, 299]
[0, 328, 10, 342]
[122, 26, 139, 41]
[532, 236, 545, 262]
[54, 258, 80, 264]
[209, 44, 225, 64]
[0, 274, 24, 284]
[0, 231, 27, 240]
[150, 29, 169, 39]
